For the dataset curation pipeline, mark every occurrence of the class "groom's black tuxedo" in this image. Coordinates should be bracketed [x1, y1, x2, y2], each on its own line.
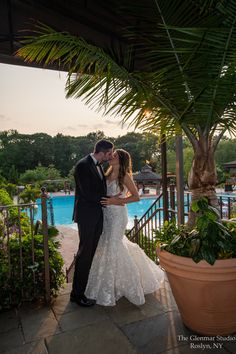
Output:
[72, 154, 107, 297]
[72, 154, 107, 223]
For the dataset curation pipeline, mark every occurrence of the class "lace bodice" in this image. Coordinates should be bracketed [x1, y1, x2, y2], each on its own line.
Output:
[106, 179, 128, 198]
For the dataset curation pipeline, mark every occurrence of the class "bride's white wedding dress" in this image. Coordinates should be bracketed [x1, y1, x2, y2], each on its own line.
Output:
[85, 179, 164, 306]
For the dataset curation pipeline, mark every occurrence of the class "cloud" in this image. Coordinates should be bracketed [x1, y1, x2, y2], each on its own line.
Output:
[0, 114, 10, 121]
[92, 123, 106, 130]
[104, 119, 120, 126]
[64, 124, 88, 131]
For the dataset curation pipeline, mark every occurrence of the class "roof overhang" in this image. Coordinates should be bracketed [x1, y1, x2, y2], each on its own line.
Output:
[0, 0, 146, 71]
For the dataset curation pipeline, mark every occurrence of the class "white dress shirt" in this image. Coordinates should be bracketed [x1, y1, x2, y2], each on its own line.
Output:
[90, 153, 103, 179]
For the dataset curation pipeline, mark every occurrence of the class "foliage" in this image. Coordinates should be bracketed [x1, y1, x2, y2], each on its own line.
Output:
[18, 185, 41, 203]
[115, 132, 159, 171]
[48, 225, 59, 237]
[215, 139, 236, 171]
[137, 233, 157, 262]
[155, 198, 236, 265]
[7, 165, 19, 184]
[19, 165, 62, 184]
[0, 189, 17, 221]
[232, 203, 236, 218]
[0, 129, 163, 179]
[0, 173, 6, 184]
[0, 188, 13, 206]
[0, 128, 234, 187]
[15, 5, 236, 136]
[0, 188, 64, 309]
[0, 233, 64, 309]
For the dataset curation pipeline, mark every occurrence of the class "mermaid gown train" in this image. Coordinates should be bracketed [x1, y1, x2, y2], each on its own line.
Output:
[85, 179, 164, 306]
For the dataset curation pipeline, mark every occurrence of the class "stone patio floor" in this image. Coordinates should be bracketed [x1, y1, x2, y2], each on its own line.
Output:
[1, 278, 236, 354]
[1, 226, 236, 353]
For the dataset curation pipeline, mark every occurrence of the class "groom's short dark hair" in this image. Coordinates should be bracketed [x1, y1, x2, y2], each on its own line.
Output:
[94, 139, 114, 153]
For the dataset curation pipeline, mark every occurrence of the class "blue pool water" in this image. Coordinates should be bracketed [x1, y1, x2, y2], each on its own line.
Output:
[35, 192, 236, 229]
[35, 195, 157, 228]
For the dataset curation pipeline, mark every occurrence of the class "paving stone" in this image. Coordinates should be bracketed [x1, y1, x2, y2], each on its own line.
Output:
[121, 310, 187, 354]
[224, 338, 236, 353]
[56, 304, 109, 331]
[104, 297, 146, 326]
[19, 305, 61, 342]
[45, 320, 137, 354]
[0, 328, 24, 352]
[154, 281, 178, 312]
[2, 339, 48, 354]
[51, 293, 80, 315]
[57, 282, 72, 296]
[0, 310, 19, 333]
[139, 293, 168, 318]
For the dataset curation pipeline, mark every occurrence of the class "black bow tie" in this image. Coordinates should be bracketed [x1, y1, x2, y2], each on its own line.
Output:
[96, 161, 102, 166]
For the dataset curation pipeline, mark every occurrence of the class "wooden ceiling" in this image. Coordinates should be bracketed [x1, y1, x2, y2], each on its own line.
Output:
[0, 0, 137, 70]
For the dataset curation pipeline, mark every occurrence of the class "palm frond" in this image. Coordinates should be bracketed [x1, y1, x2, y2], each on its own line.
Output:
[16, 1, 236, 145]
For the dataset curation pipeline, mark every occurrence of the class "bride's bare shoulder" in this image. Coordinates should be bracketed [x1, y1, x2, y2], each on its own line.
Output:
[124, 173, 135, 185]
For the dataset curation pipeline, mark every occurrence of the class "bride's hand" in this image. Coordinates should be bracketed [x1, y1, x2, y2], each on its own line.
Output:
[101, 194, 124, 206]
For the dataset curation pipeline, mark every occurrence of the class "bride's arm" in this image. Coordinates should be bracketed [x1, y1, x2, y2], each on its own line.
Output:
[100, 174, 140, 206]
[122, 174, 140, 203]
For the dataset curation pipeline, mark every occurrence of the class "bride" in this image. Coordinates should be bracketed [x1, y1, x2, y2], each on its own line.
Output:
[85, 149, 164, 306]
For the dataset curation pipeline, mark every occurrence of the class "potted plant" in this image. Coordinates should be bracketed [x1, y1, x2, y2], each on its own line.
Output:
[156, 198, 236, 335]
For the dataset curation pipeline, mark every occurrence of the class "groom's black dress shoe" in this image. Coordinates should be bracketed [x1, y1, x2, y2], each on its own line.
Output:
[70, 293, 96, 307]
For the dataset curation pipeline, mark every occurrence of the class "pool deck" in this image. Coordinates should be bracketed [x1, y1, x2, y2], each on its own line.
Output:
[57, 226, 79, 272]
[1, 279, 235, 354]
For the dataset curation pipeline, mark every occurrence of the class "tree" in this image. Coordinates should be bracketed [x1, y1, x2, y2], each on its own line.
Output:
[115, 132, 159, 171]
[53, 134, 75, 176]
[19, 166, 61, 184]
[215, 138, 236, 169]
[16, 0, 236, 226]
[7, 165, 19, 184]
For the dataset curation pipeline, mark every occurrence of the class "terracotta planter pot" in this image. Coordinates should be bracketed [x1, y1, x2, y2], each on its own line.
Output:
[157, 248, 236, 335]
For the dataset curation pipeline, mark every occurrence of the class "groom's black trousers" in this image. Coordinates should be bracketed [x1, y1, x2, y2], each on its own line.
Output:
[72, 207, 103, 297]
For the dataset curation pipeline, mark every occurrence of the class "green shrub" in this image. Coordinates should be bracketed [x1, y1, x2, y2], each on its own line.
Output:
[0, 183, 17, 198]
[0, 233, 64, 310]
[18, 185, 41, 203]
[0, 189, 18, 222]
[0, 188, 13, 205]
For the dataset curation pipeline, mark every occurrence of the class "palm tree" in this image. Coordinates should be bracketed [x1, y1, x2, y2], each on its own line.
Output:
[16, 0, 236, 225]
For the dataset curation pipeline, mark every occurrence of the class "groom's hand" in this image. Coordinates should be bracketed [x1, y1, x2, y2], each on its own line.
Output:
[100, 194, 124, 206]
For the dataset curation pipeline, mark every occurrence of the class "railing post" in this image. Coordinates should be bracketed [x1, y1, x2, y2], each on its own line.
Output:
[175, 134, 185, 225]
[41, 187, 50, 303]
[169, 183, 175, 220]
[134, 215, 139, 243]
[48, 197, 55, 226]
[161, 134, 169, 221]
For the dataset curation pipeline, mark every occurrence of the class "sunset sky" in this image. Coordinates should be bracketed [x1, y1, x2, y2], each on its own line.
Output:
[0, 63, 134, 137]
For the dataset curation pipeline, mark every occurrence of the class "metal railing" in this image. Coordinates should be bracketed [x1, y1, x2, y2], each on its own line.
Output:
[126, 189, 236, 262]
[0, 188, 50, 305]
[126, 192, 177, 262]
[218, 195, 236, 219]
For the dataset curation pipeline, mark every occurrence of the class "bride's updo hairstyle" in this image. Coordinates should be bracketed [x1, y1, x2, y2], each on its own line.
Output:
[106, 149, 132, 191]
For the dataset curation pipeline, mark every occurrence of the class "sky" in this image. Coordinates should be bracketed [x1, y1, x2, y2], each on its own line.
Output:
[0, 63, 135, 137]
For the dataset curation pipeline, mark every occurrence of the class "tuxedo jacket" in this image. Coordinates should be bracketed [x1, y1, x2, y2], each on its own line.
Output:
[72, 155, 107, 223]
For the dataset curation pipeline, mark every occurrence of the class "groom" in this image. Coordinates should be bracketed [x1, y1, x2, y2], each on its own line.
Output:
[71, 139, 114, 307]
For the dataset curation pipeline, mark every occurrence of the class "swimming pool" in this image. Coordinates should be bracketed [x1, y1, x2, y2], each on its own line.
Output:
[35, 192, 236, 229]
[36, 195, 157, 229]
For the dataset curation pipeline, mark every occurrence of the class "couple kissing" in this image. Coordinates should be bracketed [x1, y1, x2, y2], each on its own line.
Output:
[71, 139, 164, 307]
